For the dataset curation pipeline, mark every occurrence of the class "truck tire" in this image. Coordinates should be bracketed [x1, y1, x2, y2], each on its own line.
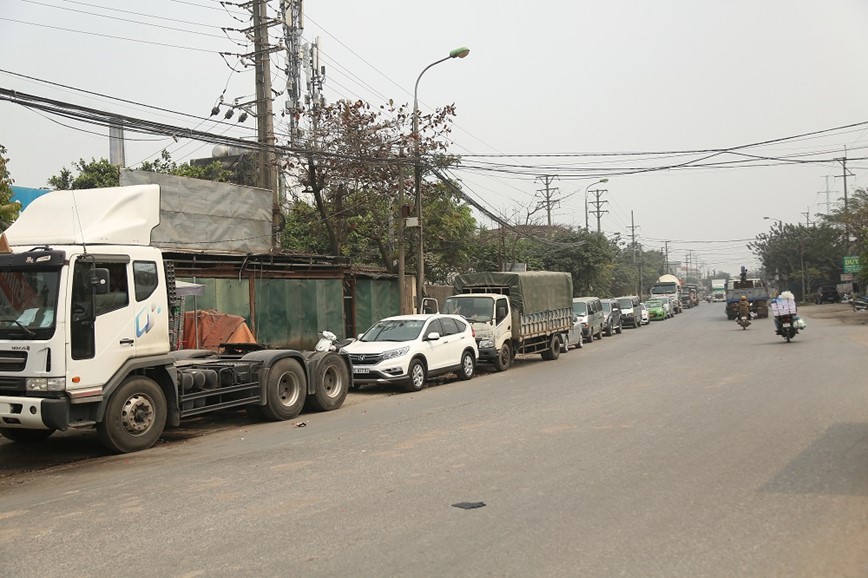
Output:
[493, 342, 512, 372]
[405, 358, 427, 392]
[260, 358, 307, 421]
[541, 334, 561, 360]
[457, 350, 475, 380]
[307, 353, 349, 412]
[97, 376, 167, 454]
[0, 428, 55, 443]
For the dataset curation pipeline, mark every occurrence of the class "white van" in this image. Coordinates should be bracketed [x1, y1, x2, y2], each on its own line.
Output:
[616, 295, 642, 329]
[572, 297, 605, 343]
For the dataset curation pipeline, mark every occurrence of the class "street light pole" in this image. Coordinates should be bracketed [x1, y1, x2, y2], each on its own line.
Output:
[584, 178, 608, 231]
[413, 46, 469, 313]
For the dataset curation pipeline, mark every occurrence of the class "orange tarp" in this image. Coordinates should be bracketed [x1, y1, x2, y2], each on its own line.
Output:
[182, 309, 256, 350]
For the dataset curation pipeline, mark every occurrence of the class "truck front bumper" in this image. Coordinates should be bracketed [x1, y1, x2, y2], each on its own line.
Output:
[0, 395, 70, 431]
[477, 346, 499, 362]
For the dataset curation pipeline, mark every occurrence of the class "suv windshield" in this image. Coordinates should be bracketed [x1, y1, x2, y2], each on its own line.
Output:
[617, 298, 633, 309]
[602, 301, 613, 313]
[361, 319, 425, 342]
[0, 269, 61, 340]
[572, 302, 587, 315]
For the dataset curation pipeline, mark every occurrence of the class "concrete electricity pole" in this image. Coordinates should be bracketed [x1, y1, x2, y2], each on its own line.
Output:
[629, 211, 640, 294]
[252, 0, 278, 248]
[534, 175, 560, 227]
[588, 189, 608, 233]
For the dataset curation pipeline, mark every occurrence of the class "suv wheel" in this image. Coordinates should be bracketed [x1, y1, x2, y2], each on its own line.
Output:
[404, 359, 427, 393]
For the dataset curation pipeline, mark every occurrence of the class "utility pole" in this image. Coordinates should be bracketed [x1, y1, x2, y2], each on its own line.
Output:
[588, 189, 608, 233]
[396, 147, 406, 313]
[663, 241, 670, 274]
[638, 243, 644, 297]
[818, 175, 837, 215]
[835, 149, 854, 247]
[252, 0, 278, 248]
[280, 0, 303, 147]
[629, 211, 640, 295]
[801, 206, 812, 227]
[534, 175, 560, 227]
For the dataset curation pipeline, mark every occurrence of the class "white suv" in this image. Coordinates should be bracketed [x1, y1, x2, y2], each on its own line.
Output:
[343, 314, 478, 392]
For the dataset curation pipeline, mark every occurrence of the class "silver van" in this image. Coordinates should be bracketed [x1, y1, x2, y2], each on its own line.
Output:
[572, 297, 605, 343]
[616, 295, 642, 328]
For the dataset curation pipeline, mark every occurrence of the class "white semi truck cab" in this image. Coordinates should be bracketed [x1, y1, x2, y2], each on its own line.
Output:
[0, 185, 351, 453]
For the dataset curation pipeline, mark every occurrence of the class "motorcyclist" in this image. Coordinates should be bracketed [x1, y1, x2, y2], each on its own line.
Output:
[736, 295, 750, 320]
[773, 290, 801, 334]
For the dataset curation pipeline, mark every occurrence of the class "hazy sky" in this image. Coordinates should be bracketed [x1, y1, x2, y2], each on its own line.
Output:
[2, 0, 867, 275]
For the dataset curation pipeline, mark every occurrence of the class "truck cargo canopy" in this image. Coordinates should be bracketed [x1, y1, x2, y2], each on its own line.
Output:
[5, 185, 159, 246]
[453, 271, 573, 313]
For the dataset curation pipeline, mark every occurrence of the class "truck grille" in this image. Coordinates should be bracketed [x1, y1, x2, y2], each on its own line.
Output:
[348, 353, 383, 365]
[0, 376, 26, 394]
[0, 351, 27, 372]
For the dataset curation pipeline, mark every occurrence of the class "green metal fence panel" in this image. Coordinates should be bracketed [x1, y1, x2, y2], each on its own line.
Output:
[354, 278, 398, 335]
[254, 278, 343, 349]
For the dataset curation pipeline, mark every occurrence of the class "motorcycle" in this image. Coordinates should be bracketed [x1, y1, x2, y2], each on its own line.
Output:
[775, 314, 798, 343]
[314, 330, 355, 352]
[852, 296, 868, 312]
[735, 314, 751, 330]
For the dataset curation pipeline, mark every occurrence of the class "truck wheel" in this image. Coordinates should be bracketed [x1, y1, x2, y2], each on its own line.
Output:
[308, 353, 349, 412]
[494, 342, 512, 372]
[541, 334, 561, 360]
[457, 350, 475, 381]
[0, 428, 55, 443]
[405, 359, 427, 392]
[97, 376, 167, 454]
[260, 358, 307, 421]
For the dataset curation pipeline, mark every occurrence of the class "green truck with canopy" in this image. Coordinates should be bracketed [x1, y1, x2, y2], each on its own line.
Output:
[443, 271, 573, 372]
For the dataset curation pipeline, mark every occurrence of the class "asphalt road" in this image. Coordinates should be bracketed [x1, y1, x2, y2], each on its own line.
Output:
[2, 304, 868, 577]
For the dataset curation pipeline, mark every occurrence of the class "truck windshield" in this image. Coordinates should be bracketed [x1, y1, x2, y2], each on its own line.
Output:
[443, 296, 493, 322]
[0, 270, 61, 339]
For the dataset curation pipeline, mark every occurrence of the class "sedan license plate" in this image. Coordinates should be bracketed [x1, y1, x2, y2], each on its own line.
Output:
[353, 367, 370, 374]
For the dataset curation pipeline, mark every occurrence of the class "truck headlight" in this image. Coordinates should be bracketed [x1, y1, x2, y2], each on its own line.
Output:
[382, 346, 410, 360]
[26, 377, 66, 392]
[478, 339, 494, 349]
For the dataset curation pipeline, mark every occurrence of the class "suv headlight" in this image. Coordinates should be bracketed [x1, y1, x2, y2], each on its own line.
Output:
[26, 377, 66, 392]
[383, 346, 410, 360]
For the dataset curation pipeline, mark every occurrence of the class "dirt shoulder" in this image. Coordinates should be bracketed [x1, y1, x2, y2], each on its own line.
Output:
[798, 303, 868, 326]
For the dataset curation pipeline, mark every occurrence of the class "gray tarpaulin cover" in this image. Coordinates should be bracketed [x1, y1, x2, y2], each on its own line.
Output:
[120, 169, 272, 254]
[453, 271, 573, 313]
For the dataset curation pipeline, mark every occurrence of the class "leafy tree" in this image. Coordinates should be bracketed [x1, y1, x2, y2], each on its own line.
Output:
[140, 149, 237, 183]
[750, 221, 845, 300]
[469, 224, 616, 296]
[0, 145, 21, 229]
[48, 158, 120, 189]
[284, 98, 476, 276]
[819, 188, 868, 289]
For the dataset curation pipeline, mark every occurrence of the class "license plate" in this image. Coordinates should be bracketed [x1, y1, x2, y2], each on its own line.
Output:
[782, 323, 792, 328]
[353, 367, 370, 374]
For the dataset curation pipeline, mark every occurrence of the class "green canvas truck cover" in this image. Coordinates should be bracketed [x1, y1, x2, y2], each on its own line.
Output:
[452, 271, 573, 314]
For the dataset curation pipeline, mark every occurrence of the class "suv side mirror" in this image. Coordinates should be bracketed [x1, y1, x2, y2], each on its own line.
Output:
[426, 331, 441, 341]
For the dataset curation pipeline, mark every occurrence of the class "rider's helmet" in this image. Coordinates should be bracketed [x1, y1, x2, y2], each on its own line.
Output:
[740, 295, 747, 301]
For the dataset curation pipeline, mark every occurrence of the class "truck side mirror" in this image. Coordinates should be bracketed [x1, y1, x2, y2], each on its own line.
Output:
[92, 268, 110, 295]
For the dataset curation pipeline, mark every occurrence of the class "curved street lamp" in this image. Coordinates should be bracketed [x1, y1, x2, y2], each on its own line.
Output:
[413, 47, 470, 312]
[585, 178, 609, 231]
